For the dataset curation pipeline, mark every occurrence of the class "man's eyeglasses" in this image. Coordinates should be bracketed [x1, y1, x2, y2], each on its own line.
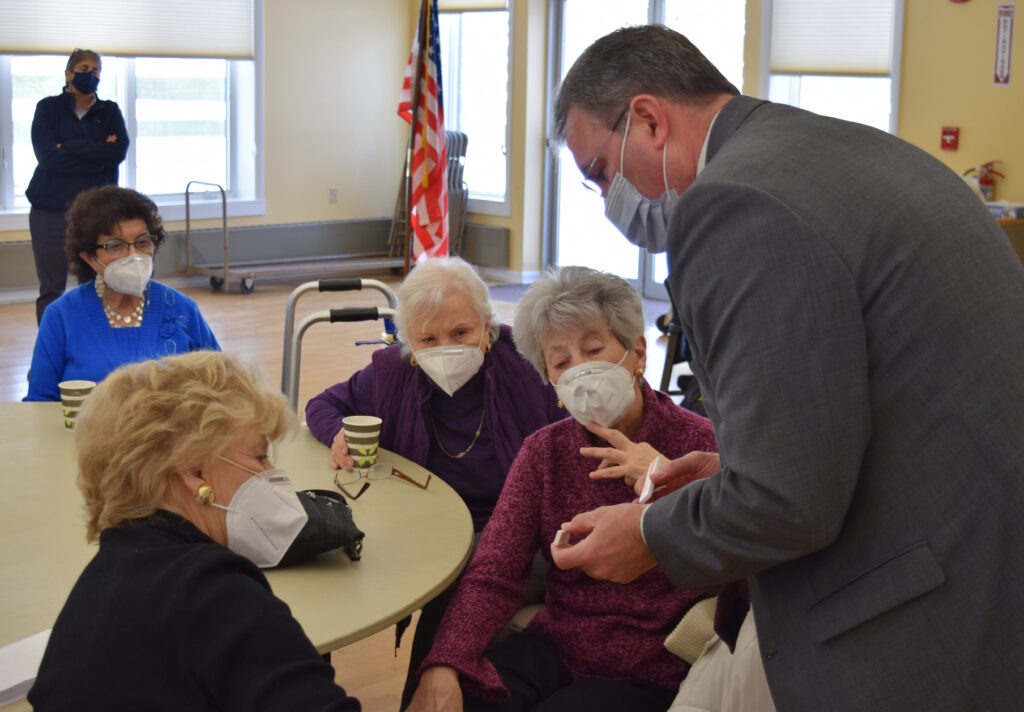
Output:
[580, 104, 630, 194]
[334, 466, 431, 500]
[95, 235, 157, 259]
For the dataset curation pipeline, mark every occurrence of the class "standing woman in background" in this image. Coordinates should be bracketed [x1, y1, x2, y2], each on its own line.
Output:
[26, 48, 128, 324]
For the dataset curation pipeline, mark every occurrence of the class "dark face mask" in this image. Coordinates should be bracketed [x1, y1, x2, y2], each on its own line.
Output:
[71, 71, 100, 95]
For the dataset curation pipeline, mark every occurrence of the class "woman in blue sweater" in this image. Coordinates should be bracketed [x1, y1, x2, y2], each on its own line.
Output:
[24, 186, 220, 402]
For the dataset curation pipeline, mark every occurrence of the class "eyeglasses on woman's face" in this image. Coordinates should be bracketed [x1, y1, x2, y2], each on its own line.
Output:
[94, 234, 157, 260]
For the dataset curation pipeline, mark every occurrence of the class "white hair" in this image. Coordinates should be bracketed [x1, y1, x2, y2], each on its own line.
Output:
[512, 266, 645, 382]
[395, 255, 500, 355]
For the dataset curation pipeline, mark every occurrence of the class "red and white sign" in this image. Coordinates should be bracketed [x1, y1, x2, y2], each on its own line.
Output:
[994, 3, 1015, 86]
[941, 126, 960, 151]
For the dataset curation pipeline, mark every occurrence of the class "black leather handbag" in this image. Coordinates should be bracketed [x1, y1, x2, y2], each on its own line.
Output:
[277, 489, 365, 566]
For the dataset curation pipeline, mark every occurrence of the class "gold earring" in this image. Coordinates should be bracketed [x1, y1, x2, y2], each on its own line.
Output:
[485, 341, 492, 354]
[410, 355, 418, 367]
[197, 484, 215, 505]
[557, 399, 564, 409]
[635, 367, 645, 377]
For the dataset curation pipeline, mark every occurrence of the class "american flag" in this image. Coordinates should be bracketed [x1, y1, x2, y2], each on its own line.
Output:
[398, 0, 449, 264]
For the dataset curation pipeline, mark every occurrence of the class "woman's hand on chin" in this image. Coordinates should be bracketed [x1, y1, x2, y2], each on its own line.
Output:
[407, 666, 462, 712]
[580, 421, 664, 486]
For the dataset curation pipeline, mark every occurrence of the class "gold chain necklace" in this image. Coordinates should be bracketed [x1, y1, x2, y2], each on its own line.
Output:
[431, 407, 486, 459]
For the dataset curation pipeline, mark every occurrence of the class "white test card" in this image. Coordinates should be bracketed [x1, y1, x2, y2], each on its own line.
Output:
[638, 456, 660, 504]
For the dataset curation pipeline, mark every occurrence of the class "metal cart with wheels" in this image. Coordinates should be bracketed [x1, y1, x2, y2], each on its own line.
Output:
[282, 277, 399, 411]
[184, 180, 256, 294]
[184, 181, 405, 295]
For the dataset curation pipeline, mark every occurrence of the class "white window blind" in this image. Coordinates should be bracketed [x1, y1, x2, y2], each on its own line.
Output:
[770, 0, 896, 76]
[438, 0, 507, 11]
[0, 0, 253, 59]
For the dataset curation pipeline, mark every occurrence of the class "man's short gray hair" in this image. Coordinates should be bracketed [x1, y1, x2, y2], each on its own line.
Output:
[66, 48, 102, 73]
[552, 24, 738, 143]
[395, 255, 499, 355]
[513, 266, 644, 383]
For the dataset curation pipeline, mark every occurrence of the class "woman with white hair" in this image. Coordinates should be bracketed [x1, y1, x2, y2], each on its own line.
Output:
[306, 255, 562, 528]
[305, 255, 563, 707]
[407, 266, 719, 712]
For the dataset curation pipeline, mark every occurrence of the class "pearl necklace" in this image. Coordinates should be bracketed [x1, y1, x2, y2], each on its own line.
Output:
[95, 274, 146, 328]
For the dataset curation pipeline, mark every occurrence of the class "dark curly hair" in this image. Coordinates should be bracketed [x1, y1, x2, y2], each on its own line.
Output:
[65, 186, 166, 281]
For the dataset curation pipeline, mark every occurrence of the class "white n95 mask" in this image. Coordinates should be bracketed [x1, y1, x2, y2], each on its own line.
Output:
[415, 344, 485, 397]
[103, 254, 153, 297]
[208, 457, 308, 568]
[554, 352, 636, 428]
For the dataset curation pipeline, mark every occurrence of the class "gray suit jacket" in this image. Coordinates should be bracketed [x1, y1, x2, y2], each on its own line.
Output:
[646, 95, 1024, 710]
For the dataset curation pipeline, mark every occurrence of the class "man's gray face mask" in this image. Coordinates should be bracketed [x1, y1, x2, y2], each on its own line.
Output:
[603, 112, 679, 254]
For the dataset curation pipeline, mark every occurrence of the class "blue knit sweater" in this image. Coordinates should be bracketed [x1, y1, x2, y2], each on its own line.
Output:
[24, 281, 220, 402]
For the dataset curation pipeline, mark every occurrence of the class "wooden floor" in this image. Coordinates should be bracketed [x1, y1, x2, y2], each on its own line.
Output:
[0, 273, 675, 711]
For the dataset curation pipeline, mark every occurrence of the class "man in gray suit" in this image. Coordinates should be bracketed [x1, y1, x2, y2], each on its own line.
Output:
[549, 25, 1024, 711]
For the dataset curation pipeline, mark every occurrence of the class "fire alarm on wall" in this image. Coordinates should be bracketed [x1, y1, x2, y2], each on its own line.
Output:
[941, 126, 960, 150]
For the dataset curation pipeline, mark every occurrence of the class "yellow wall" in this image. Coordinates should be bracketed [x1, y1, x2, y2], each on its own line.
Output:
[899, 0, 1023, 201]
[4, 0, 1021, 261]
[253, 0, 412, 227]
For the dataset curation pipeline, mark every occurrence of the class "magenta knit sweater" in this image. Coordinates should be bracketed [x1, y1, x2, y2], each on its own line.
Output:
[421, 382, 718, 701]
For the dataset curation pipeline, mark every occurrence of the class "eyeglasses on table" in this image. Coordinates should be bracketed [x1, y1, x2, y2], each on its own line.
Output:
[333, 465, 431, 500]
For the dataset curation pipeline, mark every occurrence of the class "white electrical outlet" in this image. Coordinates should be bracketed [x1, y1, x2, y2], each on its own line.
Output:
[329, 187, 338, 203]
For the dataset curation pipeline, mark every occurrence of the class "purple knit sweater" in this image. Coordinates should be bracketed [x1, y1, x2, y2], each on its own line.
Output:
[422, 382, 719, 700]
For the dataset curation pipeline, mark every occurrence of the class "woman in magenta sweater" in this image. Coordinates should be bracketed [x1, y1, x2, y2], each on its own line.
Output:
[408, 266, 719, 712]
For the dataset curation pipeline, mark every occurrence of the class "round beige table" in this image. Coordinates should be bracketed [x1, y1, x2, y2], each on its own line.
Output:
[0, 402, 473, 711]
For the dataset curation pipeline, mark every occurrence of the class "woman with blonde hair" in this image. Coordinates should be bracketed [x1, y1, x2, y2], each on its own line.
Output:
[29, 351, 360, 711]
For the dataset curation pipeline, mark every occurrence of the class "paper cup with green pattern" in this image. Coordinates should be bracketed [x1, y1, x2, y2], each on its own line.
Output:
[58, 380, 96, 430]
[342, 415, 382, 469]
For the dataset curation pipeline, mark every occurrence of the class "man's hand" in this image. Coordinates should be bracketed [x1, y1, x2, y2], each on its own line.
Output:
[106, 134, 117, 143]
[580, 421, 664, 486]
[406, 666, 462, 712]
[330, 427, 354, 471]
[549, 502, 656, 583]
[641, 451, 721, 499]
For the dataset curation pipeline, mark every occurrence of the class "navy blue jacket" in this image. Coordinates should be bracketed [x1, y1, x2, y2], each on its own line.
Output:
[25, 87, 128, 210]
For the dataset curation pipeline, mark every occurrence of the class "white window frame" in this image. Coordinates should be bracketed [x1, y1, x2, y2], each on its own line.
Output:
[0, 3, 265, 231]
[759, 0, 904, 135]
[438, 4, 513, 218]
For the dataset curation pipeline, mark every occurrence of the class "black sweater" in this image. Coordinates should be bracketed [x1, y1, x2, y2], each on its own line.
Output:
[29, 511, 360, 711]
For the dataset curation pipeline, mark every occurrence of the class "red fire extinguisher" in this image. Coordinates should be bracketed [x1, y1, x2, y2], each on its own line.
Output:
[970, 161, 1005, 201]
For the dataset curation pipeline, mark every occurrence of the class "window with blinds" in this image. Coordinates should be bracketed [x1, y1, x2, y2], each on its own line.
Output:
[438, 4, 511, 215]
[0, 0, 253, 59]
[763, 0, 903, 133]
[0, 0, 260, 219]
